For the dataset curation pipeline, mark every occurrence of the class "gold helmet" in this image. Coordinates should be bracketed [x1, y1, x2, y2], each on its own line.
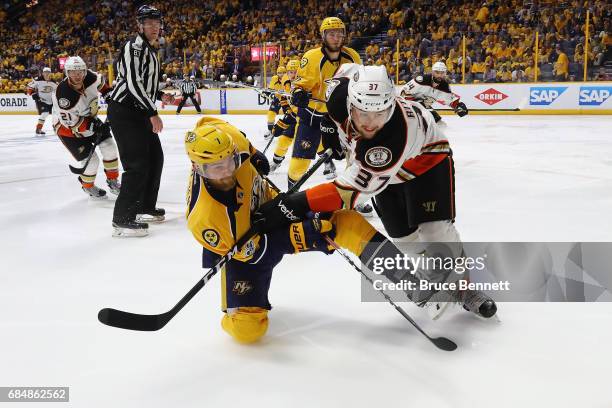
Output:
[286, 59, 300, 71]
[185, 118, 240, 179]
[276, 66, 286, 75]
[320, 17, 345, 35]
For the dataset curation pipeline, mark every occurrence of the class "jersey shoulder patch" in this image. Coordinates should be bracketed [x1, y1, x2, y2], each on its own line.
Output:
[415, 74, 432, 86]
[326, 77, 349, 123]
[55, 80, 80, 110]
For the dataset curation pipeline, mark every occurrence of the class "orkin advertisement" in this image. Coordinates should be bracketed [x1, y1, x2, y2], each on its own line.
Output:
[2, 82, 611, 114]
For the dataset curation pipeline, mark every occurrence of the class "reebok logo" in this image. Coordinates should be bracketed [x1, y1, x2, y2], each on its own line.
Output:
[278, 200, 299, 221]
[475, 88, 508, 106]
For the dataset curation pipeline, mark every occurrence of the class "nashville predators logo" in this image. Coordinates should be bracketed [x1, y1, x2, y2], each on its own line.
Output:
[300, 57, 308, 69]
[185, 131, 196, 143]
[202, 229, 219, 247]
[300, 140, 312, 150]
[233, 281, 253, 295]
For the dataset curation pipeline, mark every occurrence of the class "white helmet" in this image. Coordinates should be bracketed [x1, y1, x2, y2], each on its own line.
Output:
[347, 65, 395, 114]
[432, 61, 447, 73]
[64, 56, 87, 74]
[42, 67, 51, 73]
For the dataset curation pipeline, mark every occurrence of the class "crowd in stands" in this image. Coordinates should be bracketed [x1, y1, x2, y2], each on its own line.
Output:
[365, 0, 611, 83]
[1, 0, 610, 93]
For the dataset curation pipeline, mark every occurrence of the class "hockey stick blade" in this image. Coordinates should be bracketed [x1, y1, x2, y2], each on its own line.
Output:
[98, 308, 169, 331]
[394, 306, 457, 351]
[68, 164, 87, 175]
[324, 235, 458, 351]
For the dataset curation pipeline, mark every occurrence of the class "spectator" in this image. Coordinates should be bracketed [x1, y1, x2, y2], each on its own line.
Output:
[553, 44, 569, 81]
[512, 65, 526, 82]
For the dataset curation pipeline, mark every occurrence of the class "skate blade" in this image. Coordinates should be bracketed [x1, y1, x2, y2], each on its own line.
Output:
[112, 227, 149, 238]
[324, 172, 337, 180]
[89, 195, 108, 201]
[136, 215, 165, 223]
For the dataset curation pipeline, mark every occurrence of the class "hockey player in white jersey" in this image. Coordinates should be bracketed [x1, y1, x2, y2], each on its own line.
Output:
[27, 67, 57, 136]
[400, 61, 468, 124]
[52, 56, 121, 199]
[253, 64, 496, 319]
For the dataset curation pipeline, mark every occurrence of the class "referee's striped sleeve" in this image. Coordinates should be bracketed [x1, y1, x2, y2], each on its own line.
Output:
[124, 42, 157, 115]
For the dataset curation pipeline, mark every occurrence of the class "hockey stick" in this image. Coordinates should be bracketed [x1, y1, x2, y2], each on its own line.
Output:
[68, 119, 108, 175]
[97, 149, 333, 331]
[323, 236, 457, 351]
[224, 81, 327, 104]
[262, 131, 276, 154]
[260, 176, 457, 351]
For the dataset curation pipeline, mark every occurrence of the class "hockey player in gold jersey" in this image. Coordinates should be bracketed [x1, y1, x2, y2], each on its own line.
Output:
[265, 66, 286, 139]
[288, 17, 361, 187]
[184, 117, 431, 343]
[269, 59, 300, 172]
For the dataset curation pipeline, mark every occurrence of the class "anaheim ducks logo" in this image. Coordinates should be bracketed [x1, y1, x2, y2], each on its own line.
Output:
[58, 98, 70, 108]
[365, 146, 392, 167]
[202, 229, 219, 247]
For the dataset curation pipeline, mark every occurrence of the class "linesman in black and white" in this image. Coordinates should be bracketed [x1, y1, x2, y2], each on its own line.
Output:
[176, 74, 201, 115]
[400, 61, 468, 124]
[107, 4, 174, 237]
[27, 67, 57, 136]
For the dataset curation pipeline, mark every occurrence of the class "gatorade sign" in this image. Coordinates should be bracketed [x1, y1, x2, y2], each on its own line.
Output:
[529, 87, 568, 105]
[578, 86, 612, 106]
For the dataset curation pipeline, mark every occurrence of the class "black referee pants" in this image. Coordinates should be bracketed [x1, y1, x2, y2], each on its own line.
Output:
[176, 93, 201, 113]
[108, 101, 164, 223]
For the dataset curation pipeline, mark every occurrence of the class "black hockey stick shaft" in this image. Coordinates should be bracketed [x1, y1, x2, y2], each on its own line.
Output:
[323, 236, 458, 351]
[224, 81, 327, 104]
[262, 132, 276, 154]
[98, 149, 333, 331]
[68, 119, 107, 175]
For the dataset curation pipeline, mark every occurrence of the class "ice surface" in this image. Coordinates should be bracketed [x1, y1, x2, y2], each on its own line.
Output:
[1, 114, 611, 407]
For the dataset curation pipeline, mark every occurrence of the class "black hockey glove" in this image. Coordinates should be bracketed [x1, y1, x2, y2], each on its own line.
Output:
[93, 117, 111, 138]
[291, 88, 311, 108]
[31, 93, 40, 103]
[454, 101, 468, 117]
[320, 114, 344, 160]
[252, 191, 310, 233]
[250, 149, 270, 176]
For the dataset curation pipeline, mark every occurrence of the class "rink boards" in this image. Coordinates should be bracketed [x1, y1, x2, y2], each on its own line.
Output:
[1, 81, 611, 115]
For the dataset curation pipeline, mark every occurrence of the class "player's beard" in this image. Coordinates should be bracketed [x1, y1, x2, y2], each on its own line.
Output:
[209, 176, 237, 191]
[324, 38, 343, 53]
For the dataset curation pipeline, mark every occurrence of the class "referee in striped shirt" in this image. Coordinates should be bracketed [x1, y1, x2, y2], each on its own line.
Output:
[107, 5, 174, 237]
[176, 74, 202, 115]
